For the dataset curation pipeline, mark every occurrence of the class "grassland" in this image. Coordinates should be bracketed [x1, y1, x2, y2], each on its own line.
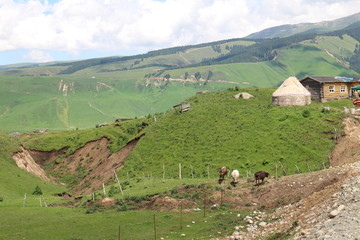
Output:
[121, 88, 350, 179]
[0, 35, 359, 133]
[17, 88, 352, 181]
[0, 86, 354, 240]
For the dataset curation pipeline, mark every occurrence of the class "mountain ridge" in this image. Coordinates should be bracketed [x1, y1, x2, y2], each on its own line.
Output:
[246, 11, 360, 39]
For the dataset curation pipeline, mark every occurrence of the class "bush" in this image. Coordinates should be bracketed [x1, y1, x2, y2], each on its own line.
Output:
[302, 110, 311, 118]
[85, 204, 103, 214]
[32, 185, 43, 195]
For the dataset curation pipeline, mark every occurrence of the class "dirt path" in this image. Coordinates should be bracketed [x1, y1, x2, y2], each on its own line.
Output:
[330, 117, 360, 166]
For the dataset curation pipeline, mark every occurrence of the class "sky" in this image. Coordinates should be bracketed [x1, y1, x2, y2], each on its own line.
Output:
[1, 0, 360, 65]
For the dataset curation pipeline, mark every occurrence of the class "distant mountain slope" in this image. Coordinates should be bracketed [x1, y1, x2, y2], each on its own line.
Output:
[1, 13, 360, 132]
[246, 12, 360, 39]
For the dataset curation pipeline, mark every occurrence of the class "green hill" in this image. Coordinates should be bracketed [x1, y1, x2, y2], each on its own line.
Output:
[0, 88, 353, 240]
[1, 22, 360, 132]
[17, 88, 351, 182]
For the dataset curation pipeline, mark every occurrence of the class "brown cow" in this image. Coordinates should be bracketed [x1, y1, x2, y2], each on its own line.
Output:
[218, 166, 228, 184]
[254, 171, 269, 185]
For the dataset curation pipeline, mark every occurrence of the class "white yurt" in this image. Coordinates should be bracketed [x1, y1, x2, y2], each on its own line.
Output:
[272, 77, 311, 106]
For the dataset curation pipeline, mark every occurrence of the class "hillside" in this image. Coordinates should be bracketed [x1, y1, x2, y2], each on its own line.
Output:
[1, 88, 359, 239]
[1, 16, 360, 132]
[12, 88, 353, 193]
[246, 11, 360, 39]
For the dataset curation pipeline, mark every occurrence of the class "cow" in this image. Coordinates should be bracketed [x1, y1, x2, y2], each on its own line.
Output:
[218, 166, 228, 184]
[254, 171, 269, 185]
[230, 169, 240, 187]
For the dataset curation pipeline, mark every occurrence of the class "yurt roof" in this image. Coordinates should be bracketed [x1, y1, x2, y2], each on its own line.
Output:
[272, 77, 311, 97]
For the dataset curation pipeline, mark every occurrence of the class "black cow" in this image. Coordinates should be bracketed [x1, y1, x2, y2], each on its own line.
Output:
[254, 171, 269, 185]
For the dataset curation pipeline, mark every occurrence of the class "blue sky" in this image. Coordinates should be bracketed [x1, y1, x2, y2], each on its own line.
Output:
[1, 0, 359, 65]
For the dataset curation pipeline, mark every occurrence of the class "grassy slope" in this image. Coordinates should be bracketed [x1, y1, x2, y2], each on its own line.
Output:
[17, 88, 352, 180]
[122, 88, 350, 179]
[0, 38, 359, 132]
[313, 34, 358, 64]
[0, 88, 353, 240]
[0, 132, 66, 203]
[21, 118, 151, 154]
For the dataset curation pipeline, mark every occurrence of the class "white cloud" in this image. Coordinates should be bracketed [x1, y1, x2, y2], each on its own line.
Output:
[1, 0, 360, 64]
[23, 49, 54, 62]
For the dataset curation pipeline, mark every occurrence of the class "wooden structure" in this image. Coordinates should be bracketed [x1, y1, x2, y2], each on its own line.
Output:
[300, 76, 360, 101]
[173, 103, 191, 113]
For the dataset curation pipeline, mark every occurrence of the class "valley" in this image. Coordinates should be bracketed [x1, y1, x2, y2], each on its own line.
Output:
[1, 12, 360, 240]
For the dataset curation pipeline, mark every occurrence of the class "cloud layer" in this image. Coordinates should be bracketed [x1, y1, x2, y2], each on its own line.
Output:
[1, 0, 359, 63]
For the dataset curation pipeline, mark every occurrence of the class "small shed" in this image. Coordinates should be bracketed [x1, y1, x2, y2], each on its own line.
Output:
[272, 77, 311, 106]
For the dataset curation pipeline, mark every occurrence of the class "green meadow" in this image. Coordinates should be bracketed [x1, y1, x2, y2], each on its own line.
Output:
[1, 34, 359, 133]
[0, 87, 354, 240]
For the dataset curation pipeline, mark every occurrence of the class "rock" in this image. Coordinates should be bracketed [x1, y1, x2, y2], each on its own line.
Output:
[232, 231, 240, 239]
[259, 222, 267, 227]
[329, 210, 339, 218]
[180, 233, 186, 237]
[337, 204, 345, 212]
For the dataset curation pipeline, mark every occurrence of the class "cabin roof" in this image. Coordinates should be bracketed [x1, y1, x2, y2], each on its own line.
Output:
[300, 76, 360, 83]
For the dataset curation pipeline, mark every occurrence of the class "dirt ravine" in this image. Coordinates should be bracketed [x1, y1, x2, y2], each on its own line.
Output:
[12, 146, 54, 183]
[12, 135, 143, 195]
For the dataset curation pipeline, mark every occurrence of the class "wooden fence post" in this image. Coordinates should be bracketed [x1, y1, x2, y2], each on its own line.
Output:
[22, 193, 26, 207]
[153, 214, 157, 240]
[190, 164, 194, 179]
[162, 163, 165, 182]
[203, 194, 206, 218]
[103, 183, 106, 197]
[118, 225, 121, 240]
[179, 163, 182, 179]
[180, 204, 183, 230]
[114, 170, 124, 196]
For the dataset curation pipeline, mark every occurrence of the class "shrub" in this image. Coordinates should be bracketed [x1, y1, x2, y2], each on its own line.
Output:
[108, 185, 119, 197]
[302, 110, 311, 118]
[85, 204, 103, 214]
[32, 185, 43, 195]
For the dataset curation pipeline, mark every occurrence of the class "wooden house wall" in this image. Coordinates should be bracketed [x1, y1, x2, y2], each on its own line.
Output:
[322, 82, 350, 99]
[301, 78, 322, 100]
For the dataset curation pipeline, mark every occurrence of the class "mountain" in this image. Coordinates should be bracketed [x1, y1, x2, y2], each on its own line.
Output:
[246, 12, 360, 39]
[1, 14, 360, 132]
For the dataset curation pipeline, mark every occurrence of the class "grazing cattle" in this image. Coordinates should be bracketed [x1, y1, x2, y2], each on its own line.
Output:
[231, 170, 240, 186]
[254, 171, 269, 185]
[218, 166, 228, 184]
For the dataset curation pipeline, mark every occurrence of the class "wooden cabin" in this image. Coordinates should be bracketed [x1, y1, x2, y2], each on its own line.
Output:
[300, 76, 360, 101]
